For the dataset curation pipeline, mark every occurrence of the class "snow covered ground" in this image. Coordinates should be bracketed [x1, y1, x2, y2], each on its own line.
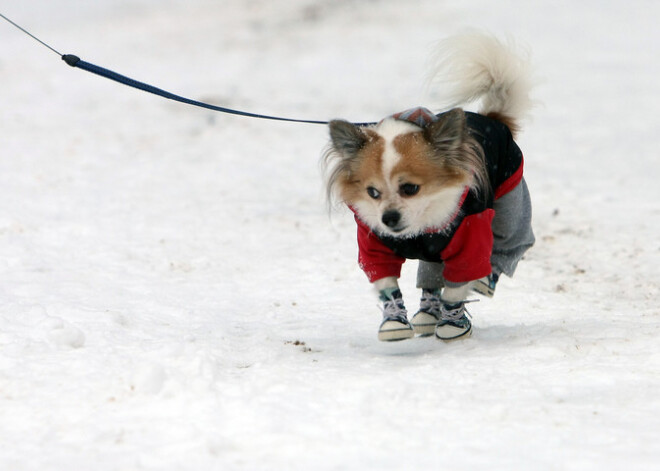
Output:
[1, 0, 659, 469]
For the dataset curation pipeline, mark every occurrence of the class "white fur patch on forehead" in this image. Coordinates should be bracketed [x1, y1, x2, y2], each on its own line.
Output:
[374, 117, 422, 140]
[373, 118, 422, 178]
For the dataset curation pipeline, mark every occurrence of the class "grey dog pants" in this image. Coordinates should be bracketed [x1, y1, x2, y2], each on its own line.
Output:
[416, 179, 535, 289]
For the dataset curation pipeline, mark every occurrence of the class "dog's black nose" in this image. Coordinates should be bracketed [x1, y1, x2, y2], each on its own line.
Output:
[381, 210, 401, 229]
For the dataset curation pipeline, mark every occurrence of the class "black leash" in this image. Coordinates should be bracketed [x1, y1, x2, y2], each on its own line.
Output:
[1, 13, 371, 126]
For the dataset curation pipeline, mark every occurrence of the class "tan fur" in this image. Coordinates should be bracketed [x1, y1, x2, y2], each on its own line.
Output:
[326, 120, 481, 212]
[486, 111, 520, 138]
[390, 132, 471, 192]
[323, 117, 481, 238]
[336, 130, 385, 205]
[333, 129, 473, 211]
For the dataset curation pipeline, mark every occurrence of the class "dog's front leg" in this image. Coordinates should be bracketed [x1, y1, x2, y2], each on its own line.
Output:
[434, 283, 473, 341]
[373, 277, 414, 341]
[373, 276, 400, 296]
[440, 283, 471, 304]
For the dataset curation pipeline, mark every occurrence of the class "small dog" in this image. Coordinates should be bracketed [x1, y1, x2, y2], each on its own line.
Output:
[323, 32, 536, 341]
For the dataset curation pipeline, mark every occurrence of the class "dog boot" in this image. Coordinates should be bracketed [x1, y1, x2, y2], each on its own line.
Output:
[377, 288, 414, 342]
[472, 273, 499, 298]
[411, 288, 442, 337]
[435, 301, 473, 341]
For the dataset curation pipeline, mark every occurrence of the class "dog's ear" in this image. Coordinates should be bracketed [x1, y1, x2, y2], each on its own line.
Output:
[328, 120, 368, 158]
[423, 108, 467, 153]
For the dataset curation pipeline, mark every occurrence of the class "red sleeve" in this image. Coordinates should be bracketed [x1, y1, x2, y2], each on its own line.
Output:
[354, 214, 405, 283]
[440, 210, 494, 284]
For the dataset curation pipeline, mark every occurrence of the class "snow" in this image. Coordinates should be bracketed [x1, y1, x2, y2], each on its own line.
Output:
[1, 0, 659, 469]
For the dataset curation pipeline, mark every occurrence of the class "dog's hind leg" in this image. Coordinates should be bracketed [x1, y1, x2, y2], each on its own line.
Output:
[491, 179, 535, 278]
[416, 261, 445, 291]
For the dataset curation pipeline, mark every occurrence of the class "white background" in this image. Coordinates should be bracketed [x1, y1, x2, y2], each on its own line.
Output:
[1, 1, 658, 469]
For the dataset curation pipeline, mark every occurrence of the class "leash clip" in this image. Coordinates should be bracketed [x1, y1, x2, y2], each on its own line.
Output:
[62, 54, 81, 67]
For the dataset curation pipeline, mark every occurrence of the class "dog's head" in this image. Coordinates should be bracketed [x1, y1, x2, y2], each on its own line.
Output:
[324, 108, 487, 237]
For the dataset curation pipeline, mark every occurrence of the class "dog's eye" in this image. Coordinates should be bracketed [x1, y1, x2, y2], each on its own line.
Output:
[400, 183, 420, 196]
[366, 187, 381, 199]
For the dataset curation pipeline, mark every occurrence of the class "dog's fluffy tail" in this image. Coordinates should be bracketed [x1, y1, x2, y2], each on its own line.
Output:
[426, 31, 535, 136]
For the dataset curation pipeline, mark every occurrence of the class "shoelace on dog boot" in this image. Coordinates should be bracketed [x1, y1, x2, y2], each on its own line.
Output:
[435, 299, 478, 341]
[418, 289, 442, 316]
[439, 299, 477, 321]
[410, 288, 442, 336]
[379, 288, 408, 321]
[377, 288, 414, 341]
